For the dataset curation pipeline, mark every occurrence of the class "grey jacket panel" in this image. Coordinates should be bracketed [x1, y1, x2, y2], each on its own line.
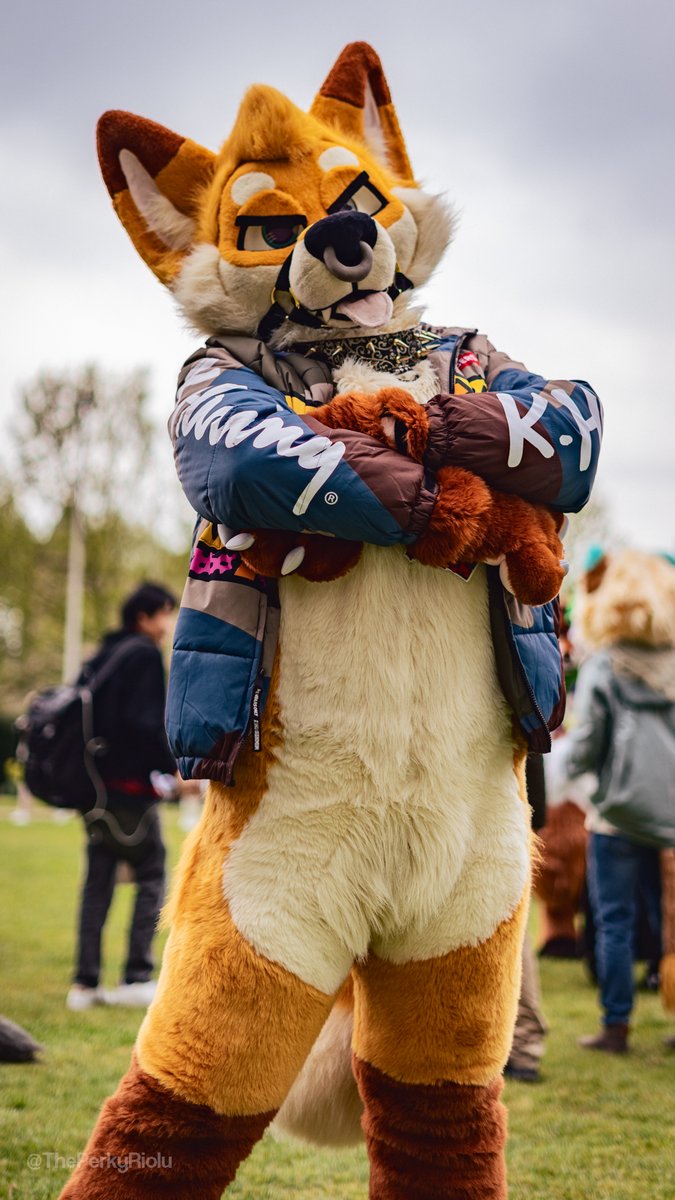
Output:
[566, 652, 613, 785]
[567, 647, 675, 847]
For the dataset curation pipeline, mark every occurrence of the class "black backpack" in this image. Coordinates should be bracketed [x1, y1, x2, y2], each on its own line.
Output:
[16, 638, 139, 813]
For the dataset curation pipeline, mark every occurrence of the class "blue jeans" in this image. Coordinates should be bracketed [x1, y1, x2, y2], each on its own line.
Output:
[587, 833, 661, 1026]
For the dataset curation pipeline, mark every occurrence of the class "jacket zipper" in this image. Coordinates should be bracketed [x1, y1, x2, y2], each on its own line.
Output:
[250, 670, 264, 752]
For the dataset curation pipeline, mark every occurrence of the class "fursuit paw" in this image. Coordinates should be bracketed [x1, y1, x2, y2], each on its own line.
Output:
[499, 545, 567, 606]
[464, 499, 567, 605]
[408, 477, 567, 605]
[239, 530, 363, 582]
[293, 535, 363, 582]
[409, 467, 493, 568]
[314, 387, 429, 461]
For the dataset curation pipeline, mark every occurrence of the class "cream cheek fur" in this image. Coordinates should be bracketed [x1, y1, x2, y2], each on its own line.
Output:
[174, 244, 278, 337]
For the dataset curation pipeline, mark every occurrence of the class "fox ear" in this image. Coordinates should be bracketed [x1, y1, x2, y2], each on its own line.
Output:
[97, 111, 216, 284]
[310, 42, 414, 184]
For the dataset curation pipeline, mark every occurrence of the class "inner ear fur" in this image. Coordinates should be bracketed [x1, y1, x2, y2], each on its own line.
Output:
[97, 110, 216, 284]
[311, 42, 415, 184]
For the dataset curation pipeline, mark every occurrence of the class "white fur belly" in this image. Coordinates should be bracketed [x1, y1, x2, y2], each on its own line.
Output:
[276, 544, 510, 787]
[224, 548, 529, 993]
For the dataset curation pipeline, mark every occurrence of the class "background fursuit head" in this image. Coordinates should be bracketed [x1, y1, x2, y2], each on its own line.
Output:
[60, 41, 602, 1200]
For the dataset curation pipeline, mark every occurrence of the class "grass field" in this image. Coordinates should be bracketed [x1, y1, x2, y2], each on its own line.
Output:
[1, 799, 674, 1199]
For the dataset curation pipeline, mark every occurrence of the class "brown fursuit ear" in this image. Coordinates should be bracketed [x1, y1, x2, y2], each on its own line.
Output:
[97, 110, 215, 284]
[311, 42, 414, 183]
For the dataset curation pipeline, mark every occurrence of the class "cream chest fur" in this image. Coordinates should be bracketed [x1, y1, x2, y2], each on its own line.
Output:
[277, 352, 509, 782]
[224, 357, 530, 994]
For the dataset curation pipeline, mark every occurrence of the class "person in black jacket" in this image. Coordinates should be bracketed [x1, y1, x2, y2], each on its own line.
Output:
[67, 583, 178, 1012]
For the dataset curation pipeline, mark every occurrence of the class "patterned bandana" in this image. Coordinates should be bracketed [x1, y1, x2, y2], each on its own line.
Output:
[293, 324, 447, 373]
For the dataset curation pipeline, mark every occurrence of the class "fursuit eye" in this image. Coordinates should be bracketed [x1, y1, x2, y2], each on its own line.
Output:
[238, 219, 305, 252]
[262, 221, 303, 249]
[346, 183, 386, 216]
[329, 173, 387, 218]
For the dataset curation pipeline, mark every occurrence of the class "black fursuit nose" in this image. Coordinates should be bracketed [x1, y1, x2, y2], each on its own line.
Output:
[304, 211, 377, 267]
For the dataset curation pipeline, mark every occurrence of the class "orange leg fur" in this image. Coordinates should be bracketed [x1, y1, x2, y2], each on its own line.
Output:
[352, 896, 529, 1199]
[59, 687, 337, 1199]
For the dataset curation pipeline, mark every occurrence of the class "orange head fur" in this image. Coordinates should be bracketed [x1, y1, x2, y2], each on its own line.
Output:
[575, 549, 675, 650]
[97, 43, 454, 343]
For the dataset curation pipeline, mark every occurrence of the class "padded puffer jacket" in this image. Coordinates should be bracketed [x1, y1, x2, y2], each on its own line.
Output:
[166, 327, 602, 781]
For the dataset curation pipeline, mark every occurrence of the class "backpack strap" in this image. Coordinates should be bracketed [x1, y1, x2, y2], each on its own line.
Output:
[80, 636, 161, 846]
[80, 635, 143, 692]
[79, 638, 140, 753]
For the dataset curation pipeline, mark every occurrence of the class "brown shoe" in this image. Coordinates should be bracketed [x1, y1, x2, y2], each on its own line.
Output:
[578, 1024, 629, 1053]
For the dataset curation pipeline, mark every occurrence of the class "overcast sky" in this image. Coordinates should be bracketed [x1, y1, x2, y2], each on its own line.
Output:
[1, 0, 673, 552]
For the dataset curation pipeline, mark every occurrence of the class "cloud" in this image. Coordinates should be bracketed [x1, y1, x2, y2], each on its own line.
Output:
[1, 0, 673, 552]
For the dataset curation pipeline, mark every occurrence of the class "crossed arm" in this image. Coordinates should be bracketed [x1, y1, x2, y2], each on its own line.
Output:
[170, 347, 602, 600]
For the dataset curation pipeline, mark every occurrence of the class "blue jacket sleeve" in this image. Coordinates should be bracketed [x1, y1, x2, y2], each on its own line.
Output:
[169, 358, 436, 545]
[424, 339, 603, 512]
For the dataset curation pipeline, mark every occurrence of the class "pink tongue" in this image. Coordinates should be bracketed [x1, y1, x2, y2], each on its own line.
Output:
[336, 291, 393, 328]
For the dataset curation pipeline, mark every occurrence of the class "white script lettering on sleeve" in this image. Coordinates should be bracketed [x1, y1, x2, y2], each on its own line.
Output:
[550, 387, 602, 472]
[496, 392, 554, 468]
[174, 381, 345, 516]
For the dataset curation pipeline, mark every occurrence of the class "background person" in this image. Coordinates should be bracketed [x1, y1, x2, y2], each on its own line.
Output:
[564, 550, 675, 1053]
[67, 582, 178, 1011]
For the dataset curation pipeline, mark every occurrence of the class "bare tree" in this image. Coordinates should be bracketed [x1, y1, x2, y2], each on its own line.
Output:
[16, 365, 153, 680]
[564, 492, 618, 574]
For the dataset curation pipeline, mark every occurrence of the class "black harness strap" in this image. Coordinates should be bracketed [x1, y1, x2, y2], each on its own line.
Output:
[256, 249, 415, 342]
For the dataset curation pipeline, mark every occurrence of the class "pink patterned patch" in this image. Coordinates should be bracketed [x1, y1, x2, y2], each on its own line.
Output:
[190, 546, 238, 576]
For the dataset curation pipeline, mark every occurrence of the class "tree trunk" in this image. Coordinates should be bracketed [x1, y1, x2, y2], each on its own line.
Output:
[62, 503, 85, 682]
